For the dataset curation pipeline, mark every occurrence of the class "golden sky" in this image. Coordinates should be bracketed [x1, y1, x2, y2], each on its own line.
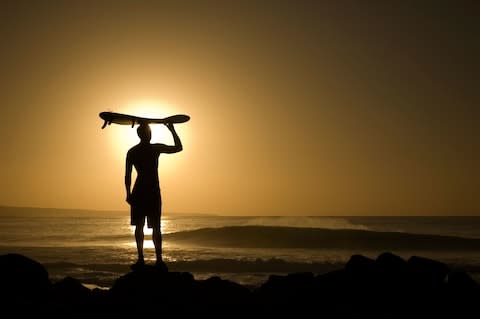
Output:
[0, 1, 478, 215]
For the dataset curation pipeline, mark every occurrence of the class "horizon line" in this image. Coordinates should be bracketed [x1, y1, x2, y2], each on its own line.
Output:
[0, 204, 479, 217]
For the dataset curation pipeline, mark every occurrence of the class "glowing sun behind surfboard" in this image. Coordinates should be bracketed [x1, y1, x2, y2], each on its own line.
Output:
[122, 99, 175, 137]
[105, 100, 190, 173]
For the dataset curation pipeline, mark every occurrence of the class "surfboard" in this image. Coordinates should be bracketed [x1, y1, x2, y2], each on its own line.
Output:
[99, 111, 190, 129]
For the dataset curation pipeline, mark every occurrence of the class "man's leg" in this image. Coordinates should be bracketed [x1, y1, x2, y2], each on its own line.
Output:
[135, 223, 145, 264]
[152, 226, 162, 263]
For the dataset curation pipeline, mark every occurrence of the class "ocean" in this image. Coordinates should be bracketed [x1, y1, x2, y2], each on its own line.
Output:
[1, 206, 480, 289]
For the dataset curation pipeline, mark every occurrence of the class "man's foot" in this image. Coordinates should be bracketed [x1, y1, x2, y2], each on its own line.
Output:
[155, 260, 168, 272]
[130, 258, 145, 271]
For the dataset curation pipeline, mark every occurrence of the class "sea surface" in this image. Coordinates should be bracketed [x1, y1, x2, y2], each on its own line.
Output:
[1, 207, 480, 289]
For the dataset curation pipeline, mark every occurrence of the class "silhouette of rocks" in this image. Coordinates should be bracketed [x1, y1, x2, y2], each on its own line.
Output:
[408, 255, 450, 284]
[0, 252, 479, 317]
[108, 265, 252, 313]
[448, 270, 480, 294]
[49, 276, 95, 312]
[447, 270, 480, 314]
[0, 253, 50, 305]
[255, 272, 316, 306]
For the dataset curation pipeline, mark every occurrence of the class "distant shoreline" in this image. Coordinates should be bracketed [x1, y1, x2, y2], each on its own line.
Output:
[0, 205, 217, 217]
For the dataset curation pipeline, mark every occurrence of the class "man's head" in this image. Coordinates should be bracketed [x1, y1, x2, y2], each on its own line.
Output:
[137, 123, 151, 142]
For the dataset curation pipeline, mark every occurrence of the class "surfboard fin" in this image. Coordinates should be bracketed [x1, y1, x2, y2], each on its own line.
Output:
[101, 119, 113, 129]
[131, 120, 135, 128]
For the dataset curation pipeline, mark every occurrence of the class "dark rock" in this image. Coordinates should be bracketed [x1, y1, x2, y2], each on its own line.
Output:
[447, 271, 480, 296]
[344, 255, 380, 304]
[345, 254, 377, 278]
[408, 255, 450, 285]
[376, 252, 409, 289]
[255, 272, 315, 306]
[49, 276, 92, 307]
[196, 275, 252, 308]
[376, 252, 408, 274]
[445, 271, 480, 317]
[0, 253, 51, 305]
[109, 267, 196, 309]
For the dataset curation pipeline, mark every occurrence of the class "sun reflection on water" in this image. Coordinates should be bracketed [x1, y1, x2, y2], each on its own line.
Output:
[127, 218, 171, 250]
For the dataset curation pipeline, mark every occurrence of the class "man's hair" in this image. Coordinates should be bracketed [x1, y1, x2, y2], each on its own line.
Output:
[137, 123, 151, 140]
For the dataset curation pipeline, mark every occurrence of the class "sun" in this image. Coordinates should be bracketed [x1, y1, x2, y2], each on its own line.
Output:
[117, 100, 176, 144]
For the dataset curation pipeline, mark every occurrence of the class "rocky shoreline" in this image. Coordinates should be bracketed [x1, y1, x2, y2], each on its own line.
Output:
[1, 252, 479, 316]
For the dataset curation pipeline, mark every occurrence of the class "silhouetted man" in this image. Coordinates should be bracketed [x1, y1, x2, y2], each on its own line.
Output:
[125, 122, 182, 270]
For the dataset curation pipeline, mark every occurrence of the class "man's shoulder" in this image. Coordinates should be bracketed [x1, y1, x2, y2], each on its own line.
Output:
[127, 144, 141, 155]
[127, 143, 160, 155]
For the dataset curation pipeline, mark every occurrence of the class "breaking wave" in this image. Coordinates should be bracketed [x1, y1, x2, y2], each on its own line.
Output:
[165, 225, 480, 251]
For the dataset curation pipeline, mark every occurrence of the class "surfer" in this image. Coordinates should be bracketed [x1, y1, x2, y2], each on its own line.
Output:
[125, 122, 183, 270]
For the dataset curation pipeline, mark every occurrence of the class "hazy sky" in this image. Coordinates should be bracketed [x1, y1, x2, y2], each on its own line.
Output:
[1, 1, 478, 215]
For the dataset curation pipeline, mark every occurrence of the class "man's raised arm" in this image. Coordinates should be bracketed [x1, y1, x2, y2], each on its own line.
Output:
[163, 123, 183, 153]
